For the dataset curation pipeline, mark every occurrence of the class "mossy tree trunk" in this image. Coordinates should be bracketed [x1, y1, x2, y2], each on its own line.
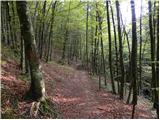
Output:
[16, 1, 45, 101]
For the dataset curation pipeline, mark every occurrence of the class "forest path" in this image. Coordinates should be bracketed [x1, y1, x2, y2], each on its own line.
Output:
[42, 62, 153, 119]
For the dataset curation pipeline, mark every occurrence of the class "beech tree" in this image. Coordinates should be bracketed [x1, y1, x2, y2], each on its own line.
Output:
[130, 0, 138, 118]
[116, 0, 125, 99]
[106, 1, 115, 94]
[16, 1, 45, 101]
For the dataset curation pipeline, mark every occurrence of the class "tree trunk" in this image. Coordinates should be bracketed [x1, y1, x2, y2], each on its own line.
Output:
[130, 0, 138, 118]
[148, 0, 156, 102]
[16, 1, 45, 101]
[85, 2, 89, 70]
[61, 0, 71, 62]
[6, 2, 15, 47]
[99, 17, 107, 86]
[39, 1, 47, 59]
[11, 1, 17, 46]
[110, 2, 119, 94]
[106, 1, 115, 93]
[93, 16, 98, 75]
[116, 1, 125, 99]
[139, 0, 143, 93]
[154, 2, 159, 118]
[46, 1, 57, 62]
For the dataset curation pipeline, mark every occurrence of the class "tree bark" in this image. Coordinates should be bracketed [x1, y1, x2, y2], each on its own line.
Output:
[130, 0, 137, 105]
[16, 1, 45, 101]
[106, 1, 116, 93]
[110, 2, 119, 93]
[139, 0, 143, 93]
[39, 1, 47, 59]
[46, 1, 57, 62]
[130, 0, 138, 117]
[61, 0, 71, 61]
[148, 0, 156, 102]
[85, 1, 89, 69]
[96, 3, 107, 86]
[116, 1, 125, 99]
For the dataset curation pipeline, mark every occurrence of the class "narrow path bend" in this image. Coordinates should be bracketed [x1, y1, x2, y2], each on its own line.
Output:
[42, 62, 153, 119]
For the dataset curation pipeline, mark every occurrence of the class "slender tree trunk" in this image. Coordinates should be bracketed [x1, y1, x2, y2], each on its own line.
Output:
[156, 4, 159, 118]
[130, 0, 138, 118]
[110, 2, 119, 93]
[5, 1, 11, 46]
[116, 1, 125, 99]
[91, 26, 94, 74]
[2, 2, 8, 45]
[154, 2, 159, 118]
[99, 19, 107, 86]
[148, 0, 156, 102]
[120, 10, 131, 60]
[20, 35, 24, 71]
[97, 4, 107, 86]
[93, 17, 98, 75]
[106, 1, 115, 93]
[6, 2, 15, 47]
[33, 1, 39, 33]
[85, 2, 89, 69]
[11, 1, 17, 45]
[16, 1, 45, 101]
[61, 0, 71, 61]
[1, 3, 6, 44]
[46, 1, 57, 62]
[139, 0, 143, 93]
[39, 1, 47, 59]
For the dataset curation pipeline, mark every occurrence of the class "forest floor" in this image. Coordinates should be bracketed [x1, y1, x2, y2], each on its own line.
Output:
[0, 46, 155, 119]
[1, 57, 155, 119]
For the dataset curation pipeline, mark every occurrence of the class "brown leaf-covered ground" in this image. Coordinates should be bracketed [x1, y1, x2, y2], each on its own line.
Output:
[1, 60, 154, 119]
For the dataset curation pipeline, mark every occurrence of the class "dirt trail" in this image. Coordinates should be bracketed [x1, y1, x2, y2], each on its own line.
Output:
[42, 62, 153, 119]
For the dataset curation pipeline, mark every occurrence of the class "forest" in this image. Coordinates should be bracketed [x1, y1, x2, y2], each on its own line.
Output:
[1, 0, 159, 119]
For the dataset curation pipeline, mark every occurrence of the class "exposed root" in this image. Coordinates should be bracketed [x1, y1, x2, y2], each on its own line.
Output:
[29, 99, 58, 118]
[30, 102, 40, 117]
